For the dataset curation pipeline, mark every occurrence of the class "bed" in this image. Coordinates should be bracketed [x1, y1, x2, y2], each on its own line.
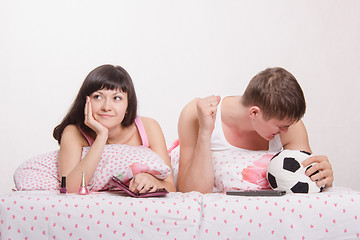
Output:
[1, 187, 360, 239]
[1, 144, 360, 239]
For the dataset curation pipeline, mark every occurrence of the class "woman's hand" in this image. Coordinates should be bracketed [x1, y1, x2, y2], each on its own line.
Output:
[302, 155, 334, 188]
[196, 95, 221, 136]
[84, 96, 108, 137]
[128, 173, 160, 193]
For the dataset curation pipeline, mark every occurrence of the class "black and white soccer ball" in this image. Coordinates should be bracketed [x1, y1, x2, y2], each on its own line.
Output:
[267, 150, 323, 193]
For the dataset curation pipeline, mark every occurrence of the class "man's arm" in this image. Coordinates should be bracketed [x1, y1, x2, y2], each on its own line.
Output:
[281, 120, 311, 152]
[281, 120, 334, 188]
[177, 96, 220, 193]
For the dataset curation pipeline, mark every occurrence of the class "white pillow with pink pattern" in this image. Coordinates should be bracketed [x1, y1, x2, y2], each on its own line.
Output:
[14, 144, 171, 192]
[168, 142, 274, 193]
[212, 150, 276, 192]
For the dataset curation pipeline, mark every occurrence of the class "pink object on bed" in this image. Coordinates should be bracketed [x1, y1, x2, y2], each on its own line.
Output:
[212, 150, 277, 192]
[1, 188, 359, 239]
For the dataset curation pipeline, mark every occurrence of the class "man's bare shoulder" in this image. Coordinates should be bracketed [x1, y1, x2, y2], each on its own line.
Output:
[280, 120, 311, 152]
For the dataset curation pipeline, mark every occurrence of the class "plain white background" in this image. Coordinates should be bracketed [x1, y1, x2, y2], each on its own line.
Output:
[0, 0, 359, 196]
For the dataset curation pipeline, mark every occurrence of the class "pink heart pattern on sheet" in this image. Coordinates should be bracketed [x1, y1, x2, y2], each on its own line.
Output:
[0, 191, 203, 240]
[1, 188, 360, 239]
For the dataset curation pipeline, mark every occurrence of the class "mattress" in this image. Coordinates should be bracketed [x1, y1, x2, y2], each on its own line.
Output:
[1, 187, 359, 239]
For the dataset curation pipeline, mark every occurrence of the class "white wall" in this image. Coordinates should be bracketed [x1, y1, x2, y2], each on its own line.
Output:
[1, 0, 359, 196]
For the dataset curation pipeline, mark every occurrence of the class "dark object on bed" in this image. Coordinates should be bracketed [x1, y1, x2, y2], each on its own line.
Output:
[111, 176, 169, 198]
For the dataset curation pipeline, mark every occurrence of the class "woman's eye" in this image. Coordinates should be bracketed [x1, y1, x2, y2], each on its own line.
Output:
[114, 96, 121, 101]
[93, 95, 102, 100]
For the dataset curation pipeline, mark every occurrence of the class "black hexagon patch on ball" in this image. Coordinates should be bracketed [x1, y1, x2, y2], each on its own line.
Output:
[283, 157, 301, 173]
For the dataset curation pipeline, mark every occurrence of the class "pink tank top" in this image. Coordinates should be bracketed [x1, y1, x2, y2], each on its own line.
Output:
[78, 116, 149, 147]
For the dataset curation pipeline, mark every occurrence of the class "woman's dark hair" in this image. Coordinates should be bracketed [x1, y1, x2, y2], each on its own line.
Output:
[53, 64, 137, 144]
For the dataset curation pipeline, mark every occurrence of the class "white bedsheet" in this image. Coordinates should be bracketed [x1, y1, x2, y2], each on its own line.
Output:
[1, 187, 359, 239]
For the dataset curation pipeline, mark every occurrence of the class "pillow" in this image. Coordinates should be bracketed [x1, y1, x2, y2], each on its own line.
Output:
[167, 140, 275, 192]
[168, 140, 180, 186]
[14, 144, 171, 192]
[13, 150, 60, 191]
[212, 150, 275, 192]
[87, 145, 171, 191]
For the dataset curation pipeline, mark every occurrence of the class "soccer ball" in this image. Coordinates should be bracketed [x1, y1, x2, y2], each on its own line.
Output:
[267, 150, 323, 193]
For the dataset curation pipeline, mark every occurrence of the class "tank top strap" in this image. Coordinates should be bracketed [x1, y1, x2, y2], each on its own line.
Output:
[268, 134, 283, 152]
[78, 126, 95, 146]
[134, 116, 149, 148]
[211, 97, 232, 151]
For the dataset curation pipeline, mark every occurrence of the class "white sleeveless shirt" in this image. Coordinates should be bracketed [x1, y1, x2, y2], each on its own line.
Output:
[210, 97, 283, 152]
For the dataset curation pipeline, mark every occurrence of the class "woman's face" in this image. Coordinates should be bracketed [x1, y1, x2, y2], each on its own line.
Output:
[89, 88, 128, 129]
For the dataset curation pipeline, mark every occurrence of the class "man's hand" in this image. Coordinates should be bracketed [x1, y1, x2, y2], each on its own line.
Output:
[302, 155, 334, 188]
[196, 95, 221, 136]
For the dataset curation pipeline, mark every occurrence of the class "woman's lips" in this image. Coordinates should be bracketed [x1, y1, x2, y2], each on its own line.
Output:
[98, 114, 114, 118]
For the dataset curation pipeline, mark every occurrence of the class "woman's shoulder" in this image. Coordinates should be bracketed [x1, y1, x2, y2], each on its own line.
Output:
[63, 124, 80, 134]
[138, 116, 160, 128]
[137, 116, 166, 150]
[138, 116, 165, 139]
[62, 124, 89, 146]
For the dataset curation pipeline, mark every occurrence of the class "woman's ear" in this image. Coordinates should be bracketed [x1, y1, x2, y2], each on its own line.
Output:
[249, 106, 260, 120]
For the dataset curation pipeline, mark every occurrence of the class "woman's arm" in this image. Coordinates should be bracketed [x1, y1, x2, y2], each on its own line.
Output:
[129, 117, 176, 193]
[58, 97, 109, 193]
[57, 125, 107, 193]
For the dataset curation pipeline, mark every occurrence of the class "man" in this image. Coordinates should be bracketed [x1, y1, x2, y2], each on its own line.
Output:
[177, 67, 333, 193]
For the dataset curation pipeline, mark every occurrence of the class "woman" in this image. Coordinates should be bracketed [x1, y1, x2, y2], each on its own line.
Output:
[53, 64, 175, 193]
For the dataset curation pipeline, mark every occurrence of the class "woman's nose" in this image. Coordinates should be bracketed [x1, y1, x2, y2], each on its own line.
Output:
[101, 99, 111, 111]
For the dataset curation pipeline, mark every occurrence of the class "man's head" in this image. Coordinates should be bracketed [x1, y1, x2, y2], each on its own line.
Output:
[242, 67, 306, 123]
